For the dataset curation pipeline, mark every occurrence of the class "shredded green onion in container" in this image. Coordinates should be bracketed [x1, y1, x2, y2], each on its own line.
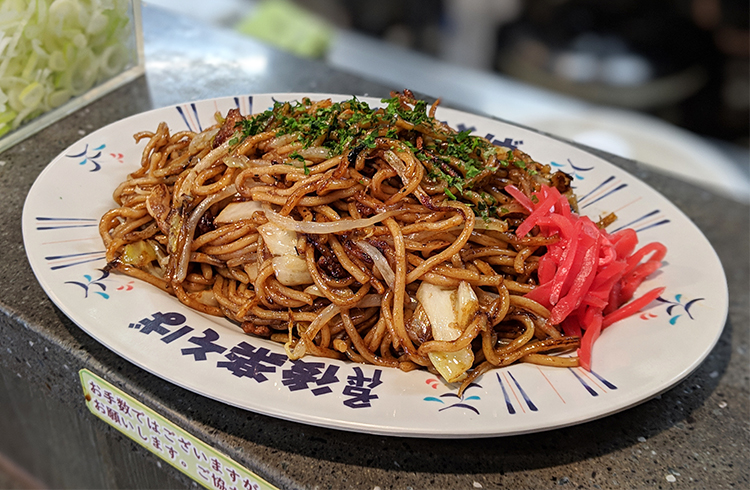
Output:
[0, 0, 136, 137]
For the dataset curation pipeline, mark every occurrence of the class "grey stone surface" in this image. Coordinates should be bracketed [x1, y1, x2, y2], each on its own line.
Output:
[0, 5, 748, 490]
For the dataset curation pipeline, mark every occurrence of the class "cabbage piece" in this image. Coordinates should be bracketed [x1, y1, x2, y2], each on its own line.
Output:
[0, 0, 136, 133]
[417, 283, 462, 340]
[257, 222, 313, 287]
[416, 281, 478, 383]
[121, 240, 158, 267]
[272, 255, 313, 286]
[427, 350, 475, 384]
[214, 201, 264, 224]
[257, 222, 298, 256]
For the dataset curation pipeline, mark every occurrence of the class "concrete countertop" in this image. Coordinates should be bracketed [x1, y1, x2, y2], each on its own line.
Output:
[0, 5, 747, 490]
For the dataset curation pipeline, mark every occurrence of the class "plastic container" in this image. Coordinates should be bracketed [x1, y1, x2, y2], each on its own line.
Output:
[0, 0, 144, 153]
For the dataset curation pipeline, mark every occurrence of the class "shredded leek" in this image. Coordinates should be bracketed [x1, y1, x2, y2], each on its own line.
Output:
[0, 0, 136, 133]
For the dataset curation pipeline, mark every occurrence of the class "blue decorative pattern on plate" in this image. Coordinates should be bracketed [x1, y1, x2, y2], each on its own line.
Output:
[22, 93, 728, 438]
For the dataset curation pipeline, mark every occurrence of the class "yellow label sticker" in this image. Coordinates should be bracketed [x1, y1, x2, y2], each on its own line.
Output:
[79, 369, 278, 490]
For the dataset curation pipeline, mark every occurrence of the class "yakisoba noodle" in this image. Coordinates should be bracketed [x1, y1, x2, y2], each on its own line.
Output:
[100, 90, 661, 392]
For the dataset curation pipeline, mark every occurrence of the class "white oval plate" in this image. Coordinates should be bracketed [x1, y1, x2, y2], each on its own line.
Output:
[22, 93, 728, 438]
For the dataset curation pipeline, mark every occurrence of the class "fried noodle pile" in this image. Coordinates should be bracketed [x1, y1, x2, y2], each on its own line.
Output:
[101, 90, 588, 391]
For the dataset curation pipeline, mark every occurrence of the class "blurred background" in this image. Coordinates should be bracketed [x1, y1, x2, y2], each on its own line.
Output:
[153, 0, 750, 199]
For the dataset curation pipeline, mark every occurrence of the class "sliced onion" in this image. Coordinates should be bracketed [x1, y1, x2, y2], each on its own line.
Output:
[355, 294, 384, 308]
[285, 338, 307, 360]
[305, 302, 341, 339]
[303, 284, 326, 297]
[214, 200, 264, 224]
[246, 159, 273, 166]
[244, 262, 259, 282]
[188, 127, 219, 153]
[266, 133, 298, 149]
[263, 203, 401, 234]
[194, 290, 219, 307]
[176, 139, 232, 202]
[223, 154, 250, 168]
[175, 185, 237, 282]
[383, 149, 410, 182]
[472, 218, 509, 232]
[295, 147, 331, 161]
[355, 241, 395, 290]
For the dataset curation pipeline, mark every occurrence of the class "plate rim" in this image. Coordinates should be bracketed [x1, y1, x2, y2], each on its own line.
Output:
[22, 92, 729, 438]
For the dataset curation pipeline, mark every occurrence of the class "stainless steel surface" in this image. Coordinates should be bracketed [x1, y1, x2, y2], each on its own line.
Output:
[0, 5, 747, 489]
[139, 6, 390, 105]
